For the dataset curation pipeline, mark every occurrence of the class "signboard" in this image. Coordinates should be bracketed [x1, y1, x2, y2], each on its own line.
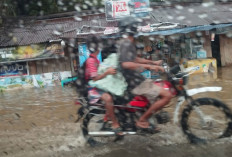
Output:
[132, 0, 150, 13]
[105, 0, 130, 21]
[0, 62, 27, 77]
[105, 0, 150, 21]
[113, 0, 130, 18]
[0, 43, 64, 62]
[104, 27, 119, 35]
[78, 43, 102, 67]
[137, 24, 151, 32]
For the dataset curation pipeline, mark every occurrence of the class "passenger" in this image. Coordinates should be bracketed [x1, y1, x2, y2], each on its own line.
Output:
[85, 36, 122, 134]
[118, 17, 173, 132]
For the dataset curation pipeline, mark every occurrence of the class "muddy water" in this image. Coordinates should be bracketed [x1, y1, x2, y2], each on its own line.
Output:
[0, 66, 232, 157]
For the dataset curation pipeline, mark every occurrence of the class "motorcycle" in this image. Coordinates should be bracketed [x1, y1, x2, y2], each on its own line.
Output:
[75, 63, 232, 146]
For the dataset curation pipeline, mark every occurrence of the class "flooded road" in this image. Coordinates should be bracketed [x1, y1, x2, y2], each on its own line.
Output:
[1, 66, 232, 157]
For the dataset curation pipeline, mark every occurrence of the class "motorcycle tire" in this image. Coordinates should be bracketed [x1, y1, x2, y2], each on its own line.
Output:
[181, 97, 232, 144]
[81, 109, 119, 147]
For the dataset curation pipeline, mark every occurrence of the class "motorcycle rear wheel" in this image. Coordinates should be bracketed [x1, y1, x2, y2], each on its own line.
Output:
[81, 109, 124, 146]
[181, 98, 232, 144]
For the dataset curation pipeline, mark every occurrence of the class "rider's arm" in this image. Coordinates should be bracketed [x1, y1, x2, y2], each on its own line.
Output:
[122, 62, 164, 72]
[87, 58, 116, 82]
[92, 68, 115, 81]
[135, 57, 162, 65]
[121, 62, 151, 71]
[135, 57, 153, 64]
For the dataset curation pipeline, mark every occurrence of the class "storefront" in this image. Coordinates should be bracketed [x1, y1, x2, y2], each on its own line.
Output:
[129, 29, 222, 84]
[0, 42, 72, 90]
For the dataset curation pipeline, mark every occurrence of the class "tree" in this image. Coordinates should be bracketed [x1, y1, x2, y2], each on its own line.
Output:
[0, 0, 104, 17]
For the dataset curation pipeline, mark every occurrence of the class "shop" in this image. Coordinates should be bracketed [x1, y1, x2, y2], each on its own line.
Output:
[0, 42, 72, 90]
[134, 31, 217, 80]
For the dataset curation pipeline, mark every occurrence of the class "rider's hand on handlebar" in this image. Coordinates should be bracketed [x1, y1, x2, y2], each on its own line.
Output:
[149, 65, 165, 73]
[106, 67, 117, 75]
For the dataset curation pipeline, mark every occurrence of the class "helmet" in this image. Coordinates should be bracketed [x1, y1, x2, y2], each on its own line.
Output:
[118, 16, 141, 37]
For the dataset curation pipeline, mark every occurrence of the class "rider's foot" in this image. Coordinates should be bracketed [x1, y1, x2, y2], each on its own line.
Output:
[112, 123, 120, 129]
[136, 121, 150, 128]
[136, 121, 161, 133]
[111, 126, 123, 136]
[112, 123, 123, 136]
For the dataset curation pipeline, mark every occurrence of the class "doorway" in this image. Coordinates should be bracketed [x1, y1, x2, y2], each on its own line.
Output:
[211, 35, 222, 67]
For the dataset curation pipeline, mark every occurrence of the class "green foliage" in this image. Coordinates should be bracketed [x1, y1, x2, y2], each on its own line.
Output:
[0, 0, 105, 17]
[0, 0, 17, 17]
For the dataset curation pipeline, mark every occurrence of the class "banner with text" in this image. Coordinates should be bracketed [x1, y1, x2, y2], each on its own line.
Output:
[0, 62, 27, 77]
[105, 0, 150, 21]
[0, 43, 64, 62]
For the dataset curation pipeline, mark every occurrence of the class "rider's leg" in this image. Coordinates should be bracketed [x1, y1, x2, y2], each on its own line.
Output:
[101, 93, 120, 129]
[136, 88, 172, 128]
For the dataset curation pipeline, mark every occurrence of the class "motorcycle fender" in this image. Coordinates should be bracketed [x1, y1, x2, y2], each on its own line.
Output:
[186, 87, 222, 96]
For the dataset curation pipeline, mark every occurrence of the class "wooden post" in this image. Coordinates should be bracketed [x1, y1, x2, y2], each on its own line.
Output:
[203, 31, 212, 58]
[220, 34, 232, 66]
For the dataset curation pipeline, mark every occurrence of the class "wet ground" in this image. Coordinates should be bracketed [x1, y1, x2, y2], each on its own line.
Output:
[0, 66, 232, 157]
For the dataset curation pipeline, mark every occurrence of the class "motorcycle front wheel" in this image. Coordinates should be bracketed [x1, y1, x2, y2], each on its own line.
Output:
[181, 98, 232, 144]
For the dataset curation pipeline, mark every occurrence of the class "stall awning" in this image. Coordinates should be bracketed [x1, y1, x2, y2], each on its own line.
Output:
[136, 23, 232, 36]
[101, 23, 232, 38]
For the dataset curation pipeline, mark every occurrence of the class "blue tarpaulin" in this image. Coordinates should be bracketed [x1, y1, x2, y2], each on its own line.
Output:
[136, 23, 232, 36]
[102, 23, 232, 38]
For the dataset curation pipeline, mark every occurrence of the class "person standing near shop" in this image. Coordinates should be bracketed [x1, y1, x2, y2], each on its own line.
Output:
[118, 17, 173, 132]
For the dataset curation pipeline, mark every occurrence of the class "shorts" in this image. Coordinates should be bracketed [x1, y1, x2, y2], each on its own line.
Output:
[132, 79, 161, 104]
[88, 88, 104, 104]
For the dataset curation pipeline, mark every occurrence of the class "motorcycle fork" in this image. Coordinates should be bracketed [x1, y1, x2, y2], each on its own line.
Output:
[183, 96, 208, 126]
[173, 94, 195, 124]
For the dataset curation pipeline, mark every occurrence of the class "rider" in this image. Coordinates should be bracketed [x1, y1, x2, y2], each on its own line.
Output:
[118, 17, 173, 132]
[85, 35, 122, 134]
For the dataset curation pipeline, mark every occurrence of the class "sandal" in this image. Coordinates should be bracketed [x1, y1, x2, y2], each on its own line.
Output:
[136, 123, 161, 134]
[111, 127, 123, 136]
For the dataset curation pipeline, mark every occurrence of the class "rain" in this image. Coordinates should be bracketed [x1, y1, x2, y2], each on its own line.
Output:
[1, 0, 232, 157]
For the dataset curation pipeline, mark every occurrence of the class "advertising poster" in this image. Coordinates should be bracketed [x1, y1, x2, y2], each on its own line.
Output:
[0, 71, 72, 90]
[112, 0, 130, 18]
[105, 0, 150, 21]
[0, 43, 64, 62]
[0, 62, 27, 77]
[105, 0, 130, 21]
[132, 0, 150, 13]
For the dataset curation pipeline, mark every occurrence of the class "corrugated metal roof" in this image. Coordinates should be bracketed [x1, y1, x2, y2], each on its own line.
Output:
[0, 3, 232, 47]
[0, 13, 116, 47]
[150, 3, 232, 27]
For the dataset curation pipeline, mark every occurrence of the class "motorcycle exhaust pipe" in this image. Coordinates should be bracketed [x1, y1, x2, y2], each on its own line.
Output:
[88, 131, 137, 136]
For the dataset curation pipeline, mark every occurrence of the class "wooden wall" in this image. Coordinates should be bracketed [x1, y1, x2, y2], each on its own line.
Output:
[219, 34, 232, 66]
[28, 57, 71, 75]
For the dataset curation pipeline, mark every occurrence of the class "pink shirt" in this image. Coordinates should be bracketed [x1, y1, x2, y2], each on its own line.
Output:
[85, 54, 100, 81]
